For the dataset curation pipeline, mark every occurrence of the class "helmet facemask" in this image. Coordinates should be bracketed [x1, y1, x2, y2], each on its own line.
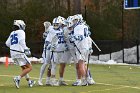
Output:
[52, 17, 61, 30]
[53, 23, 61, 30]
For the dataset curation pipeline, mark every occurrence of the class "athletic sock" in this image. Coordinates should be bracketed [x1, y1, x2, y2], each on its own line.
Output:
[59, 77, 63, 81]
[46, 77, 50, 81]
[39, 63, 47, 81]
[28, 80, 32, 84]
[17, 75, 21, 80]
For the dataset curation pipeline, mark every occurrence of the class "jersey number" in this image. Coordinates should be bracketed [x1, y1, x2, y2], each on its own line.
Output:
[58, 36, 64, 44]
[84, 28, 88, 37]
[11, 34, 18, 45]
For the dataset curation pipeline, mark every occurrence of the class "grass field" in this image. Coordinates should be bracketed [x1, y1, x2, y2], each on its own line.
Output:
[0, 64, 140, 93]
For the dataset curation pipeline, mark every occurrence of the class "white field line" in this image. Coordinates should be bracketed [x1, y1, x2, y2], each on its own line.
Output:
[97, 82, 140, 90]
[80, 86, 127, 93]
[0, 74, 140, 90]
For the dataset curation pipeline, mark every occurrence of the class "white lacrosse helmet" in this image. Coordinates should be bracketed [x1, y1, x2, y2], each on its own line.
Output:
[71, 14, 81, 26]
[73, 14, 80, 21]
[66, 16, 74, 27]
[52, 17, 61, 30]
[77, 14, 83, 22]
[58, 16, 66, 25]
[13, 20, 26, 30]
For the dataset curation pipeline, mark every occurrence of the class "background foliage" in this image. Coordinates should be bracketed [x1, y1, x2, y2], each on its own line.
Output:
[0, 0, 140, 42]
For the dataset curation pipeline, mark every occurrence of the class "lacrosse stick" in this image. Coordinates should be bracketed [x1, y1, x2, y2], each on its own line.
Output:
[89, 37, 101, 52]
[72, 42, 86, 61]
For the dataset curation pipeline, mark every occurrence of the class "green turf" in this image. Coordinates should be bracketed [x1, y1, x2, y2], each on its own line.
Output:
[0, 64, 140, 93]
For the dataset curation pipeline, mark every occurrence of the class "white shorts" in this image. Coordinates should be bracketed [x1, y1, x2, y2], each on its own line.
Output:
[75, 49, 89, 63]
[50, 51, 64, 64]
[12, 54, 31, 66]
[69, 49, 77, 63]
[42, 50, 51, 64]
[60, 51, 72, 64]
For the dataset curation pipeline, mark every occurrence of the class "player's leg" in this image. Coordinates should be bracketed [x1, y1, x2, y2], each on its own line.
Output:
[46, 64, 51, 85]
[72, 63, 82, 86]
[13, 58, 21, 89]
[84, 54, 95, 85]
[38, 63, 48, 85]
[79, 60, 90, 86]
[58, 63, 68, 85]
[77, 50, 88, 86]
[58, 52, 70, 86]
[50, 62, 59, 86]
[38, 62, 48, 85]
[38, 50, 50, 85]
[59, 63, 65, 80]
[21, 65, 36, 87]
[50, 52, 59, 86]
[20, 64, 32, 77]
[13, 57, 33, 88]
[69, 49, 82, 86]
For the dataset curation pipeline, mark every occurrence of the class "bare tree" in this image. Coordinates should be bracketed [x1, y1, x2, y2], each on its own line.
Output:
[73, 0, 81, 14]
[67, 0, 71, 15]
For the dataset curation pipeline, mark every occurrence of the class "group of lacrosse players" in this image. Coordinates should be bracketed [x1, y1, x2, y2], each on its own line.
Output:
[38, 14, 95, 86]
[5, 14, 95, 89]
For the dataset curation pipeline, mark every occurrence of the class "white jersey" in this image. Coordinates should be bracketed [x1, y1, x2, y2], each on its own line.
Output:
[5, 30, 28, 57]
[45, 28, 66, 52]
[73, 24, 90, 50]
[63, 27, 75, 50]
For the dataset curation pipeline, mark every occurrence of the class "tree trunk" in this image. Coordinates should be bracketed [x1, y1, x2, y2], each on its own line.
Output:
[67, 0, 71, 15]
[73, 0, 81, 14]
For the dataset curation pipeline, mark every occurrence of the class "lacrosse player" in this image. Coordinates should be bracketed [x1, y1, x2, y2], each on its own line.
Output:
[65, 16, 82, 86]
[38, 21, 52, 86]
[56, 16, 70, 86]
[67, 14, 94, 86]
[5, 20, 35, 89]
[71, 14, 95, 86]
[77, 14, 95, 85]
[45, 17, 67, 86]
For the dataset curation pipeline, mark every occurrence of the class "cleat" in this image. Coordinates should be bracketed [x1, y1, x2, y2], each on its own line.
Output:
[38, 80, 43, 86]
[46, 80, 51, 86]
[81, 79, 88, 86]
[13, 76, 20, 89]
[49, 78, 59, 86]
[28, 80, 36, 87]
[59, 80, 68, 86]
[72, 80, 81, 86]
[87, 78, 96, 85]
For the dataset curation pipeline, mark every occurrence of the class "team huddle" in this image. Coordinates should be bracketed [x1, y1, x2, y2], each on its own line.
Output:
[5, 14, 95, 89]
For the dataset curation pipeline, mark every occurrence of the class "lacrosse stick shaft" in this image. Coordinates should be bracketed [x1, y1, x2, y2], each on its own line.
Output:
[91, 40, 101, 52]
[86, 54, 90, 77]
[73, 42, 85, 60]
